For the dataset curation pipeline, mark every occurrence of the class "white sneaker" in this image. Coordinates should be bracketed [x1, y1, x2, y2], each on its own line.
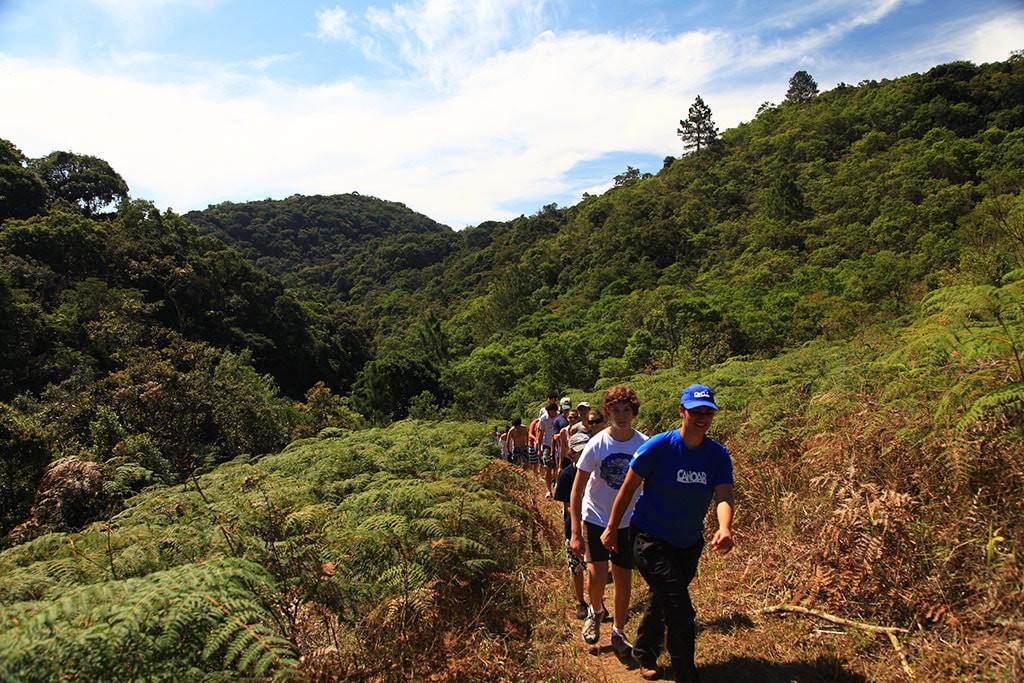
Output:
[582, 607, 604, 644]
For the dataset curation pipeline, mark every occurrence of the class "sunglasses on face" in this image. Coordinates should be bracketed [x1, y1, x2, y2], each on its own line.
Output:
[589, 416, 604, 424]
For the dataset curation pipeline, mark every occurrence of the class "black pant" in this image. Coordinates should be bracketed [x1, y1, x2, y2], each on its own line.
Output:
[630, 527, 703, 682]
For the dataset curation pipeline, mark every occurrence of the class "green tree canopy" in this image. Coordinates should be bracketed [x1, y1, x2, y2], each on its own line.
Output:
[0, 138, 47, 221]
[677, 95, 720, 153]
[786, 70, 820, 103]
[28, 151, 130, 216]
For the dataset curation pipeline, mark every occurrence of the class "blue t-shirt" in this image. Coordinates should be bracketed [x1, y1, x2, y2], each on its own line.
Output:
[551, 414, 568, 442]
[553, 463, 577, 539]
[629, 429, 733, 548]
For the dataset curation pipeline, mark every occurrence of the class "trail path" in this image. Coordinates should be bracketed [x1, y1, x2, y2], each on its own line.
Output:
[530, 483, 902, 683]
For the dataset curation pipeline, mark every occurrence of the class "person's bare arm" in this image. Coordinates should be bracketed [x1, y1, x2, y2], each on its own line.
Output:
[711, 483, 734, 553]
[600, 468, 643, 552]
[569, 468, 591, 557]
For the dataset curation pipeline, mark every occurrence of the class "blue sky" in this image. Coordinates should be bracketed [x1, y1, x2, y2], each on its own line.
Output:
[1, 1, 1022, 228]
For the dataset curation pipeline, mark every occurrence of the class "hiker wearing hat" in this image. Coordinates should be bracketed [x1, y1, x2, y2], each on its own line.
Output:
[573, 401, 593, 436]
[601, 383, 735, 683]
[555, 407, 584, 471]
[553, 430, 594, 621]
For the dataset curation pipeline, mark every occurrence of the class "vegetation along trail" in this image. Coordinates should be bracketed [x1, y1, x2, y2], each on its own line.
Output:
[1, 55, 1023, 681]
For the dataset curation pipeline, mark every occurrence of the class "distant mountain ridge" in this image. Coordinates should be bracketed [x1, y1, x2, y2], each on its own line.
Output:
[185, 193, 458, 300]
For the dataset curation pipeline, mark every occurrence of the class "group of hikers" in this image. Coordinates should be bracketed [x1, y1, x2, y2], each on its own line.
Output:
[493, 383, 734, 683]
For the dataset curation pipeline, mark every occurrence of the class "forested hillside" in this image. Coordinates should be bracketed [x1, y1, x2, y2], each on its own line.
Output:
[177, 57, 1024, 427]
[1, 55, 1022, 681]
[184, 193, 458, 304]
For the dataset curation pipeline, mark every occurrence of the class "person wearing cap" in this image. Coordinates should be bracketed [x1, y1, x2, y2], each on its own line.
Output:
[553, 429, 593, 621]
[555, 409, 582, 471]
[573, 401, 593, 436]
[570, 385, 648, 655]
[601, 384, 734, 683]
[563, 407, 606, 469]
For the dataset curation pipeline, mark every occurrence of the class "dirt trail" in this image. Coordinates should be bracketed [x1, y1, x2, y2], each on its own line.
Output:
[545, 552, 885, 683]
[530, 484, 898, 683]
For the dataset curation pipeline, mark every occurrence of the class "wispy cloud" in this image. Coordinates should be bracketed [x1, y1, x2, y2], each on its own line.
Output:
[363, 0, 551, 85]
[3, 1, 1021, 227]
[936, 14, 1024, 64]
[315, 7, 356, 42]
[85, 0, 221, 41]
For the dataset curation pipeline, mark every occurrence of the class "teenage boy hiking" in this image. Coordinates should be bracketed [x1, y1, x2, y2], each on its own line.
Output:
[601, 384, 735, 683]
[569, 385, 647, 656]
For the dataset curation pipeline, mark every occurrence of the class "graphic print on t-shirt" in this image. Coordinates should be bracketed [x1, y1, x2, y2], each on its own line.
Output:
[599, 453, 633, 490]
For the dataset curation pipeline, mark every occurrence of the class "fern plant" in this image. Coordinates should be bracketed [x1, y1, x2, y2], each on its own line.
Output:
[0, 557, 300, 682]
[915, 270, 1024, 431]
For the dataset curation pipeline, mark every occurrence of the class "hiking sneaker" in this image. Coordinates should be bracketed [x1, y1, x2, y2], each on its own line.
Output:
[610, 630, 633, 658]
[575, 601, 589, 620]
[582, 607, 604, 644]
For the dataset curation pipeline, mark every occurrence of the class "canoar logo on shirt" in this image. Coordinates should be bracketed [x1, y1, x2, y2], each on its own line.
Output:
[677, 469, 707, 485]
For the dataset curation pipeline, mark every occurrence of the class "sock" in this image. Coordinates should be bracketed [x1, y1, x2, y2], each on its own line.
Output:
[612, 626, 624, 637]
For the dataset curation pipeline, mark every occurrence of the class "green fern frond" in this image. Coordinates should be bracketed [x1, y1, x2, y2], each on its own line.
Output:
[378, 562, 429, 591]
[0, 557, 83, 603]
[0, 558, 299, 682]
[462, 558, 499, 574]
[410, 517, 447, 538]
[956, 382, 1024, 433]
[284, 503, 332, 534]
[434, 535, 489, 558]
[359, 513, 409, 536]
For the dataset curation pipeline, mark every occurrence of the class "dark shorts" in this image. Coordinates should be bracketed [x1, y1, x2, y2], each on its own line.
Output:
[511, 446, 528, 465]
[526, 446, 539, 466]
[541, 445, 555, 468]
[583, 521, 635, 569]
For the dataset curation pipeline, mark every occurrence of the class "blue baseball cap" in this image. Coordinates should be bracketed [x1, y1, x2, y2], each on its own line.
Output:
[680, 384, 718, 410]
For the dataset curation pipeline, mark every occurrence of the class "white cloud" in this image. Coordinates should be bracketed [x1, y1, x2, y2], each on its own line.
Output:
[949, 15, 1024, 64]
[315, 7, 356, 42]
[363, 0, 551, 85]
[4, 1, 1022, 227]
[0, 13, 864, 226]
[1, 20, 739, 227]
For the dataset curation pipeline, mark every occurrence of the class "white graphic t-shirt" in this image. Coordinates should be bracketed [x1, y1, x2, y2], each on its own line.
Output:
[577, 427, 648, 528]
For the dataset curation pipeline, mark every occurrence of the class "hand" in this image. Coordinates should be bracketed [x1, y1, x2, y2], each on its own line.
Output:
[570, 535, 585, 559]
[600, 527, 616, 552]
[711, 528, 734, 554]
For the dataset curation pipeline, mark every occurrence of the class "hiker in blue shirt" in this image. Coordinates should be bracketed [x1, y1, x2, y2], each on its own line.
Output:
[601, 384, 735, 683]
